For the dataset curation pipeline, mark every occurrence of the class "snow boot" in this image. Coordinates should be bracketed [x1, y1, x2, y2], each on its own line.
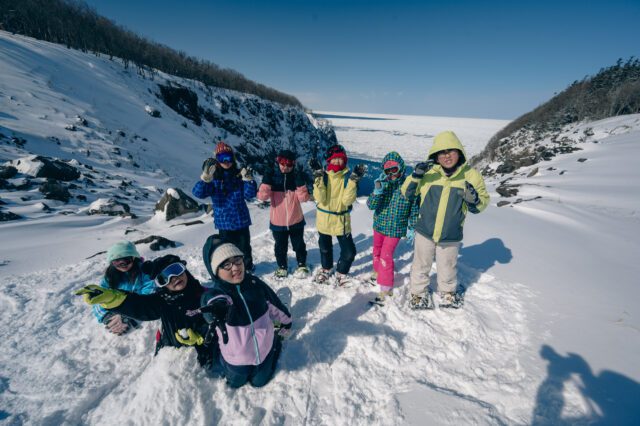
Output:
[274, 267, 288, 279]
[409, 292, 434, 310]
[335, 272, 353, 287]
[369, 289, 393, 306]
[314, 269, 332, 284]
[293, 264, 310, 279]
[439, 292, 464, 309]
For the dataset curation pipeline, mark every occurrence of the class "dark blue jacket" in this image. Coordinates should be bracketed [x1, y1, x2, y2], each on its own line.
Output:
[192, 169, 257, 231]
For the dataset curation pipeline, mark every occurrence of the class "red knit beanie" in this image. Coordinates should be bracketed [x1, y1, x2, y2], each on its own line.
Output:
[215, 141, 233, 155]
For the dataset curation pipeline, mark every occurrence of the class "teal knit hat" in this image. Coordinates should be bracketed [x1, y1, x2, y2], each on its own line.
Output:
[107, 241, 141, 262]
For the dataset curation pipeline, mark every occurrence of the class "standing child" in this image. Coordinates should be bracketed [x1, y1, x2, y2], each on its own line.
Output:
[257, 149, 311, 279]
[366, 152, 419, 304]
[309, 144, 366, 286]
[92, 241, 156, 335]
[76, 255, 217, 369]
[200, 236, 292, 388]
[401, 130, 489, 309]
[192, 141, 257, 272]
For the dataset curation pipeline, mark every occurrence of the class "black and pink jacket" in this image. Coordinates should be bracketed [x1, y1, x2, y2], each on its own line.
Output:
[202, 237, 291, 366]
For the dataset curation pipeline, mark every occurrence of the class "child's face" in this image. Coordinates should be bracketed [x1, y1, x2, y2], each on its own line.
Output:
[329, 157, 344, 167]
[165, 272, 188, 292]
[278, 163, 294, 174]
[217, 256, 245, 284]
[437, 149, 459, 169]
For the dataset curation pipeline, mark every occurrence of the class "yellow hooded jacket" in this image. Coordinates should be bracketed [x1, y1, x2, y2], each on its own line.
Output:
[401, 131, 489, 243]
[313, 167, 358, 236]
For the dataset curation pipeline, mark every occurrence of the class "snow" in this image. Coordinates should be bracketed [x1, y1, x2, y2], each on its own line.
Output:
[1, 31, 640, 425]
[167, 188, 181, 200]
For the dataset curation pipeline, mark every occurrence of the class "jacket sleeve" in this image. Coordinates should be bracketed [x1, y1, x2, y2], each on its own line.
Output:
[295, 184, 311, 202]
[401, 175, 422, 202]
[192, 180, 214, 199]
[366, 190, 383, 211]
[341, 179, 358, 207]
[243, 179, 257, 200]
[108, 293, 165, 321]
[259, 279, 291, 325]
[257, 183, 272, 202]
[407, 193, 420, 230]
[313, 175, 328, 205]
[91, 277, 111, 323]
[465, 169, 489, 214]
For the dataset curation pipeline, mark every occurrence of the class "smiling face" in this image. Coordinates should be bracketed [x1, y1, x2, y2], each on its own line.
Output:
[437, 149, 460, 169]
[217, 256, 245, 284]
[111, 257, 135, 273]
[164, 272, 188, 292]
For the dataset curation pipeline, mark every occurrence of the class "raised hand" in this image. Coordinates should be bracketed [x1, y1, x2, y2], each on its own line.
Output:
[308, 158, 324, 179]
[74, 285, 127, 309]
[350, 163, 367, 182]
[463, 181, 480, 205]
[412, 159, 435, 179]
[240, 166, 254, 181]
[201, 157, 218, 182]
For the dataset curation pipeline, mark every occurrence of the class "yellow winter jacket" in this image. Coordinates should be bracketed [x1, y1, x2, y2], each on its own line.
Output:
[401, 131, 489, 243]
[313, 168, 358, 236]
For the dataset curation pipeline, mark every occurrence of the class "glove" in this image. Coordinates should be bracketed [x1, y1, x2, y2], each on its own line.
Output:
[308, 158, 324, 179]
[412, 159, 435, 179]
[201, 158, 217, 182]
[104, 313, 129, 335]
[240, 166, 254, 181]
[350, 164, 367, 182]
[294, 165, 307, 187]
[373, 172, 387, 195]
[276, 322, 292, 339]
[75, 285, 127, 309]
[406, 228, 415, 244]
[463, 182, 480, 205]
[206, 299, 230, 322]
[175, 328, 204, 346]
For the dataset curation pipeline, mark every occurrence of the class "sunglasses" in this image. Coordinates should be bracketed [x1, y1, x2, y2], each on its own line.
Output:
[277, 157, 295, 168]
[155, 262, 186, 287]
[384, 166, 400, 175]
[216, 153, 233, 163]
[111, 257, 134, 268]
[219, 256, 244, 271]
[437, 149, 457, 157]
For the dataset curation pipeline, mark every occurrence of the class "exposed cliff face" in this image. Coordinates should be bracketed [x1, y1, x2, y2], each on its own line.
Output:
[472, 58, 640, 175]
[0, 31, 335, 219]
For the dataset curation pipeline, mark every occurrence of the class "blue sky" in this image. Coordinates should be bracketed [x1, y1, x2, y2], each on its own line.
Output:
[84, 0, 640, 119]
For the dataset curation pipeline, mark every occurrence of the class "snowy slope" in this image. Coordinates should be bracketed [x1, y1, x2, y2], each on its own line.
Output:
[1, 31, 640, 425]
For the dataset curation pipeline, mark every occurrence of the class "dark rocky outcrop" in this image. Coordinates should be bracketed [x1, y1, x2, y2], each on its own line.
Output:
[39, 180, 71, 202]
[0, 165, 18, 179]
[155, 188, 201, 221]
[88, 198, 132, 217]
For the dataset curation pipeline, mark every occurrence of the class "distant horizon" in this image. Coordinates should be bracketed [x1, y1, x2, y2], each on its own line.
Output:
[81, 1, 640, 120]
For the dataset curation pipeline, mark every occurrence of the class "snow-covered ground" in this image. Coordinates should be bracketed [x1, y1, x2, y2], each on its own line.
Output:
[2, 31, 640, 425]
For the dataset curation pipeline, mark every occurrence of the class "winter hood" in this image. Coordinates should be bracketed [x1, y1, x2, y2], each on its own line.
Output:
[427, 131, 467, 164]
[381, 151, 406, 176]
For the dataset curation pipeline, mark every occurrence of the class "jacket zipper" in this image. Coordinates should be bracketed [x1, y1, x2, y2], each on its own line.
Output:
[236, 285, 261, 364]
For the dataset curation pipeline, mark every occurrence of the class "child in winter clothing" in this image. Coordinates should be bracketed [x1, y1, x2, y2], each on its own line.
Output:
[257, 149, 311, 279]
[76, 255, 217, 369]
[92, 241, 156, 335]
[366, 152, 419, 303]
[309, 144, 366, 286]
[192, 141, 258, 271]
[401, 130, 489, 309]
[200, 235, 292, 388]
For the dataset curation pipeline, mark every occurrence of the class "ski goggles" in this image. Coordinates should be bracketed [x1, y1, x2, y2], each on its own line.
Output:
[220, 256, 244, 271]
[277, 156, 295, 167]
[216, 152, 233, 163]
[155, 262, 186, 287]
[111, 257, 134, 268]
[383, 166, 400, 175]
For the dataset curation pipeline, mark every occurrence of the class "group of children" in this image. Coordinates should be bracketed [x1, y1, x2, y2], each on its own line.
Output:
[75, 130, 489, 388]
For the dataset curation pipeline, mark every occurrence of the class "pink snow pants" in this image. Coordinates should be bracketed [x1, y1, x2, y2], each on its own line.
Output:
[372, 230, 401, 290]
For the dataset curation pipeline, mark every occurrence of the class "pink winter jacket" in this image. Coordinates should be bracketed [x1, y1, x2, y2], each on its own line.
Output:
[258, 182, 310, 229]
